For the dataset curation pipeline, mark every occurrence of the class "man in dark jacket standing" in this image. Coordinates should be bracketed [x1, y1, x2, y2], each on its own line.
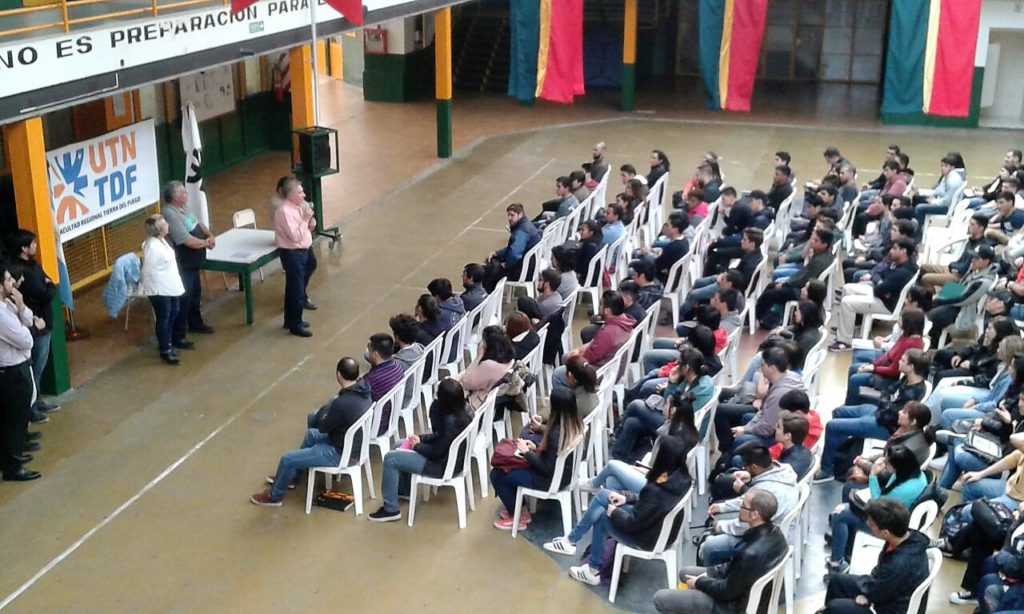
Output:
[830, 238, 917, 351]
[654, 489, 788, 613]
[821, 498, 929, 614]
[250, 357, 372, 506]
[7, 230, 59, 422]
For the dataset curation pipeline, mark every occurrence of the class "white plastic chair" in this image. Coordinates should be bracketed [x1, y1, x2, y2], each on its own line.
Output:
[437, 316, 469, 378]
[744, 546, 792, 614]
[505, 241, 544, 300]
[407, 409, 479, 529]
[511, 434, 586, 538]
[397, 352, 429, 438]
[304, 409, 375, 515]
[661, 254, 691, 329]
[523, 324, 548, 419]
[849, 498, 939, 574]
[461, 301, 488, 365]
[417, 334, 446, 415]
[860, 271, 920, 339]
[368, 382, 405, 466]
[469, 389, 501, 500]
[607, 485, 694, 603]
[579, 245, 609, 311]
[781, 483, 811, 614]
[690, 392, 720, 496]
[741, 258, 770, 334]
[906, 549, 944, 614]
[229, 208, 265, 285]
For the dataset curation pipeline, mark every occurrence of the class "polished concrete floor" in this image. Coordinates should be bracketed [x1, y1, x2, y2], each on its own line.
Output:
[3, 79, 1023, 612]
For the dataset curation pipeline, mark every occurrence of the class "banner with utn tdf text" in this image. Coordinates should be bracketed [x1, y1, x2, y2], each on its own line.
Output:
[46, 119, 159, 242]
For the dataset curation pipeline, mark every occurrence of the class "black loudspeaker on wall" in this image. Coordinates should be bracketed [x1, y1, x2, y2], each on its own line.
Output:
[295, 128, 333, 174]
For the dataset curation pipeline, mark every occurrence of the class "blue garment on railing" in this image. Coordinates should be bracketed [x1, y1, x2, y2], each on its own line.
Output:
[103, 253, 140, 318]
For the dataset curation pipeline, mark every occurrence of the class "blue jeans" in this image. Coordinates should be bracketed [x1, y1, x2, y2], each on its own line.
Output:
[381, 450, 428, 513]
[279, 248, 310, 331]
[830, 503, 870, 563]
[612, 400, 666, 461]
[942, 407, 987, 430]
[927, 385, 989, 423]
[701, 532, 742, 566]
[844, 372, 888, 406]
[772, 263, 802, 283]
[859, 189, 879, 205]
[680, 277, 719, 319]
[914, 203, 950, 238]
[963, 490, 1019, 519]
[625, 372, 667, 403]
[848, 350, 883, 375]
[172, 267, 203, 342]
[569, 489, 640, 567]
[30, 331, 51, 405]
[591, 459, 647, 493]
[820, 404, 890, 475]
[939, 443, 991, 489]
[740, 353, 763, 385]
[644, 347, 678, 373]
[962, 478, 1011, 507]
[270, 428, 341, 500]
[148, 295, 180, 355]
[490, 467, 537, 512]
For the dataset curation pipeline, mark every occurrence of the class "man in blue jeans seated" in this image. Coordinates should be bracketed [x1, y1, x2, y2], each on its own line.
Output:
[250, 357, 373, 506]
[680, 268, 748, 323]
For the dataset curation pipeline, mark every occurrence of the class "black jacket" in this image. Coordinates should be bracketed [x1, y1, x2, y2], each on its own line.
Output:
[722, 204, 752, 238]
[875, 380, 927, 433]
[767, 182, 794, 212]
[610, 469, 692, 549]
[696, 522, 789, 613]
[949, 237, 996, 278]
[871, 260, 917, 312]
[314, 379, 373, 454]
[786, 249, 834, 289]
[648, 164, 668, 187]
[855, 530, 929, 614]
[737, 251, 763, 292]
[656, 238, 689, 284]
[512, 330, 540, 361]
[9, 258, 55, 333]
[525, 423, 575, 490]
[575, 239, 602, 280]
[415, 411, 472, 478]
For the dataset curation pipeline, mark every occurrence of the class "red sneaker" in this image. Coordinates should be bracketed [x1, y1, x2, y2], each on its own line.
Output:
[493, 511, 531, 530]
[249, 491, 283, 507]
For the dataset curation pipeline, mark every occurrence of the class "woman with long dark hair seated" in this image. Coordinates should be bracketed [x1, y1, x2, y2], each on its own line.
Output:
[489, 388, 584, 531]
[826, 444, 927, 576]
[369, 379, 473, 522]
[542, 436, 692, 587]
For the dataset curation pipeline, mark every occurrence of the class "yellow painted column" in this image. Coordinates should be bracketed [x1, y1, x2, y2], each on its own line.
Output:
[434, 7, 453, 158]
[316, 40, 328, 75]
[289, 45, 315, 129]
[621, 0, 637, 112]
[2, 118, 71, 393]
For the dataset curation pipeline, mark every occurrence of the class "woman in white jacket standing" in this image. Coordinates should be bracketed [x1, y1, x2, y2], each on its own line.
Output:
[139, 214, 186, 365]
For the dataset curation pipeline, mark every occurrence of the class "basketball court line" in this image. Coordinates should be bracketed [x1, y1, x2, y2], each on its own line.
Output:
[0, 158, 554, 610]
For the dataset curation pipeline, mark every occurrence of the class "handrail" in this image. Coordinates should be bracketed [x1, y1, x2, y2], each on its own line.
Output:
[0, 0, 229, 41]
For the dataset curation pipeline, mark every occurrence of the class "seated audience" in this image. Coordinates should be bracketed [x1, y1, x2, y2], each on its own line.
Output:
[250, 357, 372, 506]
[543, 437, 692, 587]
[654, 489, 788, 614]
[450, 325, 515, 410]
[369, 378, 473, 522]
[715, 347, 805, 454]
[484, 203, 541, 291]
[460, 263, 488, 311]
[844, 309, 925, 406]
[489, 387, 584, 530]
[504, 311, 540, 361]
[551, 294, 635, 390]
[414, 294, 445, 344]
[819, 498, 929, 614]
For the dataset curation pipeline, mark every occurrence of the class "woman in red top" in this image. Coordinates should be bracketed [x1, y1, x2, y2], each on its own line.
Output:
[844, 309, 925, 406]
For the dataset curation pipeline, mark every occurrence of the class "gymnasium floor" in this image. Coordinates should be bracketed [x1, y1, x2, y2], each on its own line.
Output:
[1, 79, 1021, 612]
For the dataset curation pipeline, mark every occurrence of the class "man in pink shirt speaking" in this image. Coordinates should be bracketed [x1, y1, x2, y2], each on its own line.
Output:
[273, 178, 318, 338]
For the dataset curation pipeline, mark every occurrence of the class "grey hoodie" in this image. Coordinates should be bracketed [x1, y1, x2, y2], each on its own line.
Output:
[438, 296, 466, 330]
[717, 462, 799, 536]
[744, 370, 805, 439]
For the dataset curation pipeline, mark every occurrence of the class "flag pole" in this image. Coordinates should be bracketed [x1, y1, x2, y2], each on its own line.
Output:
[308, 0, 321, 125]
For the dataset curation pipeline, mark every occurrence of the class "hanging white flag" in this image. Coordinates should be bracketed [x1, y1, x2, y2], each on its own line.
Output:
[181, 102, 210, 228]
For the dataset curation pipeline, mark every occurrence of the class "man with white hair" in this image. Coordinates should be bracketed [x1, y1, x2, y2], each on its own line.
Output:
[161, 180, 216, 349]
[274, 178, 318, 337]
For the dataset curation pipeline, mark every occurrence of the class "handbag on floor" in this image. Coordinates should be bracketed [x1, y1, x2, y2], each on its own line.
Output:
[314, 490, 355, 512]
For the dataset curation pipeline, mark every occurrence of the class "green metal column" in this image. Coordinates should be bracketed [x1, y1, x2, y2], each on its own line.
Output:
[435, 8, 453, 158]
[621, 0, 638, 112]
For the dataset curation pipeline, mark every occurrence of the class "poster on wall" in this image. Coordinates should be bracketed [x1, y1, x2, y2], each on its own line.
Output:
[46, 119, 160, 242]
[179, 66, 237, 122]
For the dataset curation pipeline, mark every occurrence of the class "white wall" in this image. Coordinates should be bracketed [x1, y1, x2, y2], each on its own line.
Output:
[976, 0, 1024, 66]
[985, 31, 1024, 122]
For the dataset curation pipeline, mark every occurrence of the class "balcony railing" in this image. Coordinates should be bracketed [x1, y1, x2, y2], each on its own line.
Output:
[0, 0, 229, 40]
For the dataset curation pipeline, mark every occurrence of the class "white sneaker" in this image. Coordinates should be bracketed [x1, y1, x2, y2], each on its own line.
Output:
[569, 564, 601, 586]
[543, 537, 577, 557]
